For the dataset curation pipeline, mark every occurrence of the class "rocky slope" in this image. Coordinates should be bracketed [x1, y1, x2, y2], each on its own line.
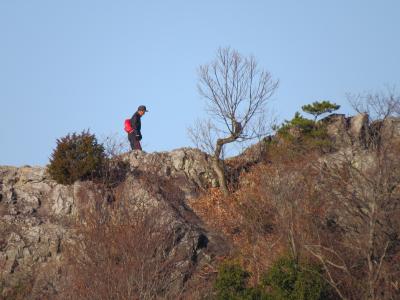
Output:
[0, 148, 230, 298]
[1, 114, 399, 299]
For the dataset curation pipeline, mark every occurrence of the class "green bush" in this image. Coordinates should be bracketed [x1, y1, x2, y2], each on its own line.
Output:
[276, 112, 332, 152]
[278, 112, 316, 137]
[48, 131, 106, 185]
[262, 257, 328, 300]
[214, 262, 270, 300]
[276, 101, 340, 151]
[215, 262, 250, 299]
[213, 258, 331, 300]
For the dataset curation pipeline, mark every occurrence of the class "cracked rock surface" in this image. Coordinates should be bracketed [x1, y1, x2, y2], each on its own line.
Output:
[0, 148, 229, 299]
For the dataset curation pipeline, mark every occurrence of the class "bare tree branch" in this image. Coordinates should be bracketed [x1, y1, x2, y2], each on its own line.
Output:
[190, 47, 279, 195]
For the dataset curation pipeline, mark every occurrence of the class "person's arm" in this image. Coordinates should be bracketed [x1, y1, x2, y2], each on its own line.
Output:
[131, 114, 141, 138]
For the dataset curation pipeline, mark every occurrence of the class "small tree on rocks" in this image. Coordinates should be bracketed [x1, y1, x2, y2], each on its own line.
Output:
[189, 47, 278, 195]
[302, 101, 340, 122]
[48, 130, 105, 185]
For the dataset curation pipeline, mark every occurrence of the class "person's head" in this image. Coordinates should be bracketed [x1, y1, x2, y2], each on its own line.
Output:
[137, 105, 148, 116]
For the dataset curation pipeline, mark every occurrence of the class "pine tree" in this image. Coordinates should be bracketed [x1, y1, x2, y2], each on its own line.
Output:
[301, 101, 340, 122]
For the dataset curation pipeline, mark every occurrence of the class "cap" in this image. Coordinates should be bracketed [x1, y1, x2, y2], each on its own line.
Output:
[137, 105, 148, 112]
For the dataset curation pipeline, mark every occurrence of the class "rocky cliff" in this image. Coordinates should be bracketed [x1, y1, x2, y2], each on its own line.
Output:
[0, 148, 230, 299]
[1, 114, 399, 299]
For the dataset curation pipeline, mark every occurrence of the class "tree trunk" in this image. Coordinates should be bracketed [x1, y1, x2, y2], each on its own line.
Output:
[212, 157, 229, 196]
[213, 135, 238, 196]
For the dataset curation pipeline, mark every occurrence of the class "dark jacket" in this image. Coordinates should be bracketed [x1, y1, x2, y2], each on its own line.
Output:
[130, 111, 142, 137]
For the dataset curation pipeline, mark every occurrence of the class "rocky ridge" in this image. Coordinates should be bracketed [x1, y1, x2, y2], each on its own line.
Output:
[1, 114, 399, 298]
[0, 148, 228, 298]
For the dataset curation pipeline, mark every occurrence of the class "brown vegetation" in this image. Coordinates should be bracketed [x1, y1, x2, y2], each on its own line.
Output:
[190, 110, 400, 299]
[189, 143, 323, 283]
[304, 125, 400, 299]
[60, 186, 186, 300]
[4, 92, 400, 299]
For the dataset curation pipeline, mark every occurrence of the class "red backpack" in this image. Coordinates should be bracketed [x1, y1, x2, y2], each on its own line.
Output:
[124, 118, 133, 133]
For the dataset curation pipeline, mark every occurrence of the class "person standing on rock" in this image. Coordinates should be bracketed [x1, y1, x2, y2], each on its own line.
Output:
[128, 105, 148, 151]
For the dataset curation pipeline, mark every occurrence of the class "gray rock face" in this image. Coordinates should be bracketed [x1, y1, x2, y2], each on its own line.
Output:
[323, 113, 400, 150]
[349, 113, 369, 146]
[0, 148, 228, 298]
[0, 166, 74, 297]
[323, 113, 367, 147]
[379, 117, 400, 143]
[123, 147, 216, 190]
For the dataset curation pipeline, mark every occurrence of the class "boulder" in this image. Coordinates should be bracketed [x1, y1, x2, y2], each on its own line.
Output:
[323, 113, 369, 148]
[349, 113, 369, 146]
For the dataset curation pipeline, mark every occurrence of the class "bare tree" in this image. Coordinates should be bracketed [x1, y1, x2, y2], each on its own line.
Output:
[189, 47, 279, 195]
[100, 133, 130, 158]
[98, 133, 130, 188]
[306, 143, 400, 299]
[347, 86, 400, 121]
[347, 87, 400, 151]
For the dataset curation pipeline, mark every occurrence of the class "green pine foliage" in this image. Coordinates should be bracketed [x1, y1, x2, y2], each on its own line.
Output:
[214, 262, 250, 299]
[214, 258, 330, 300]
[276, 107, 334, 152]
[214, 262, 270, 300]
[278, 112, 315, 137]
[301, 101, 340, 121]
[48, 131, 106, 185]
[262, 257, 328, 300]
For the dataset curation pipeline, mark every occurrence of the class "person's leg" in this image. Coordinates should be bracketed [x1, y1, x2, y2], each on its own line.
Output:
[128, 133, 135, 150]
[133, 139, 142, 150]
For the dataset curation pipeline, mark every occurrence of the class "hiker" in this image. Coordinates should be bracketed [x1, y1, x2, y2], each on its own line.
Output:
[128, 105, 148, 151]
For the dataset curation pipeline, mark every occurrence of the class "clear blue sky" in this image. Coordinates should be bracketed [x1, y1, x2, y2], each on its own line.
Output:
[1, 0, 399, 166]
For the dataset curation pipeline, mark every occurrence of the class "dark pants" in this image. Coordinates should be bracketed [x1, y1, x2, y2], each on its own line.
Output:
[128, 133, 142, 150]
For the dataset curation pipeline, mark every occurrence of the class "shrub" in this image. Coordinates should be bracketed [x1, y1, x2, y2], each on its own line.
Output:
[262, 257, 329, 300]
[278, 112, 315, 137]
[61, 189, 186, 300]
[277, 112, 332, 152]
[0, 278, 34, 300]
[215, 262, 250, 299]
[48, 131, 105, 184]
[276, 101, 340, 152]
[214, 262, 270, 300]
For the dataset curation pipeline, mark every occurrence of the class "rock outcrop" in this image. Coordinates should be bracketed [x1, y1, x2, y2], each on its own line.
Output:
[323, 113, 400, 150]
[0, 148, 229, 299]
[2, 114, 399, 298]
[322, 113, 370, 148]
